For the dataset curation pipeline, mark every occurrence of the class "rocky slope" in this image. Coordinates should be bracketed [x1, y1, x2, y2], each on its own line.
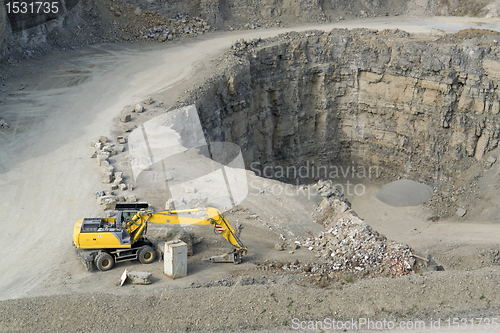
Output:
[2, 0, 500, 62]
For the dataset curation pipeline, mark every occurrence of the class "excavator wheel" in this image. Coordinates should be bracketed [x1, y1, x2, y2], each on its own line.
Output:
[138, 245, 156, 264]
[95, 252, 114, 271]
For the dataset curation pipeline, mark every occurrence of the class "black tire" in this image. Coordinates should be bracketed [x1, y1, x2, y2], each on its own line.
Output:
[95, 252, 114, 271]
[138, 246, 156, 264]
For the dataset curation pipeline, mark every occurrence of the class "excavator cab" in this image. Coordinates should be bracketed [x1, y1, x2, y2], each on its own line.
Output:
[115, 203, 149, 228]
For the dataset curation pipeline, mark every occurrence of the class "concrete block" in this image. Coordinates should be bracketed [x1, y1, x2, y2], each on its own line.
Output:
[126, 271, 153, 285]
[96, 154, 109, 166]
[102, 198, 117, 210]
[117, 136, 127, 144]
[101, 172, 113, 184]
[98, 136, 108, 144]
[120, 183, 128, 191]
[164, 241, 187, 279]
[100, 161, 115, 174]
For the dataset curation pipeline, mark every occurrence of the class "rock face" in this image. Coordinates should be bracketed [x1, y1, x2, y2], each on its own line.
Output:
[189, 29, 500, 191]
[2, 0, 498, 62]
[0, 3, 9, 61]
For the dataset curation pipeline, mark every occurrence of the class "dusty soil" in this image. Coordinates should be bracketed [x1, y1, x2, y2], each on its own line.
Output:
[1, 17, 500, 333]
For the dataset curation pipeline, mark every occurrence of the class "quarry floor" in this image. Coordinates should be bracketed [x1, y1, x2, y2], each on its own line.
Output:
[1, 16, 500, 332]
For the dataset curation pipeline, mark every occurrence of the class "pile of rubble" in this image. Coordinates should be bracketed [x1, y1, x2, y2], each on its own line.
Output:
[260, 180, 416, 281]
[139, 14, 211, 42]
[309, 180, 415, 278]
[230, 38, 262, 56]
[88, 102, 151, 214]
[90, 135, 136, 215]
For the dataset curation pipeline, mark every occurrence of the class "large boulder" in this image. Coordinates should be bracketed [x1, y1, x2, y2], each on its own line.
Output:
[166, 228, 194, 256]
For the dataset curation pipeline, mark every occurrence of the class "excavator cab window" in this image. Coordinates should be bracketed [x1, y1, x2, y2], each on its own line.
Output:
[119, 211, 136, 228]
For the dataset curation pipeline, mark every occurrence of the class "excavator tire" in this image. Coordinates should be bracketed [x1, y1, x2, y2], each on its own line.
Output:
[95, 252, 114, 271]
[138, 245, 156, 264]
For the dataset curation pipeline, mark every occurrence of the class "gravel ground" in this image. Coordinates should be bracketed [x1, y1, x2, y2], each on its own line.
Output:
[1, 267, 500, 332]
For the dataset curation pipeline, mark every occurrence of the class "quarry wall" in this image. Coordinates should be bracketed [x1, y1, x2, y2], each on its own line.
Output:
[186, 30, 500, 188]
[0, 2, 10, 61]
[2, 0, 500, 62]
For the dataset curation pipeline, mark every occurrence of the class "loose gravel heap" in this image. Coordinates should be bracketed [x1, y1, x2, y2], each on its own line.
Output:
[256, 180, 417, 283]
[138, 13, 212, 42]
[310, 180, 415, 278]
[255, 181, 417, 284]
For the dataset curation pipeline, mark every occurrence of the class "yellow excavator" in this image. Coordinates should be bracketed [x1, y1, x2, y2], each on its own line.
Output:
[73, 203, 247, 271]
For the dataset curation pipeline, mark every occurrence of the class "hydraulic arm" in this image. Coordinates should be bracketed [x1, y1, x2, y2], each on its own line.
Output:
[125, 207, 247, 256]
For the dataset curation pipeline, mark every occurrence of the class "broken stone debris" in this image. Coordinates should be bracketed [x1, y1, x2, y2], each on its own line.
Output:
[139, 14, 211, 42]
[100, 161, 115, 174]
[101, 172, 113, 184]
[121, 125, 131, 132]
[122, 270, 153, 285]
[134, 104, 144, 113]
[125, 194, 137, 202]
[285, 180, 417, 279]
[165, 198, 175, 210]
[274, 243, 285, 251]
[430, 28, 446, 37]
[91, 136, 138, 207]
[102, 198, 117, 210]
[120, 114, 131, 122]
[96, 154, 109, 165]
[0, 119, 9, 129]
[166, 228, 195, 256]
[456, 208, 467, 217]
